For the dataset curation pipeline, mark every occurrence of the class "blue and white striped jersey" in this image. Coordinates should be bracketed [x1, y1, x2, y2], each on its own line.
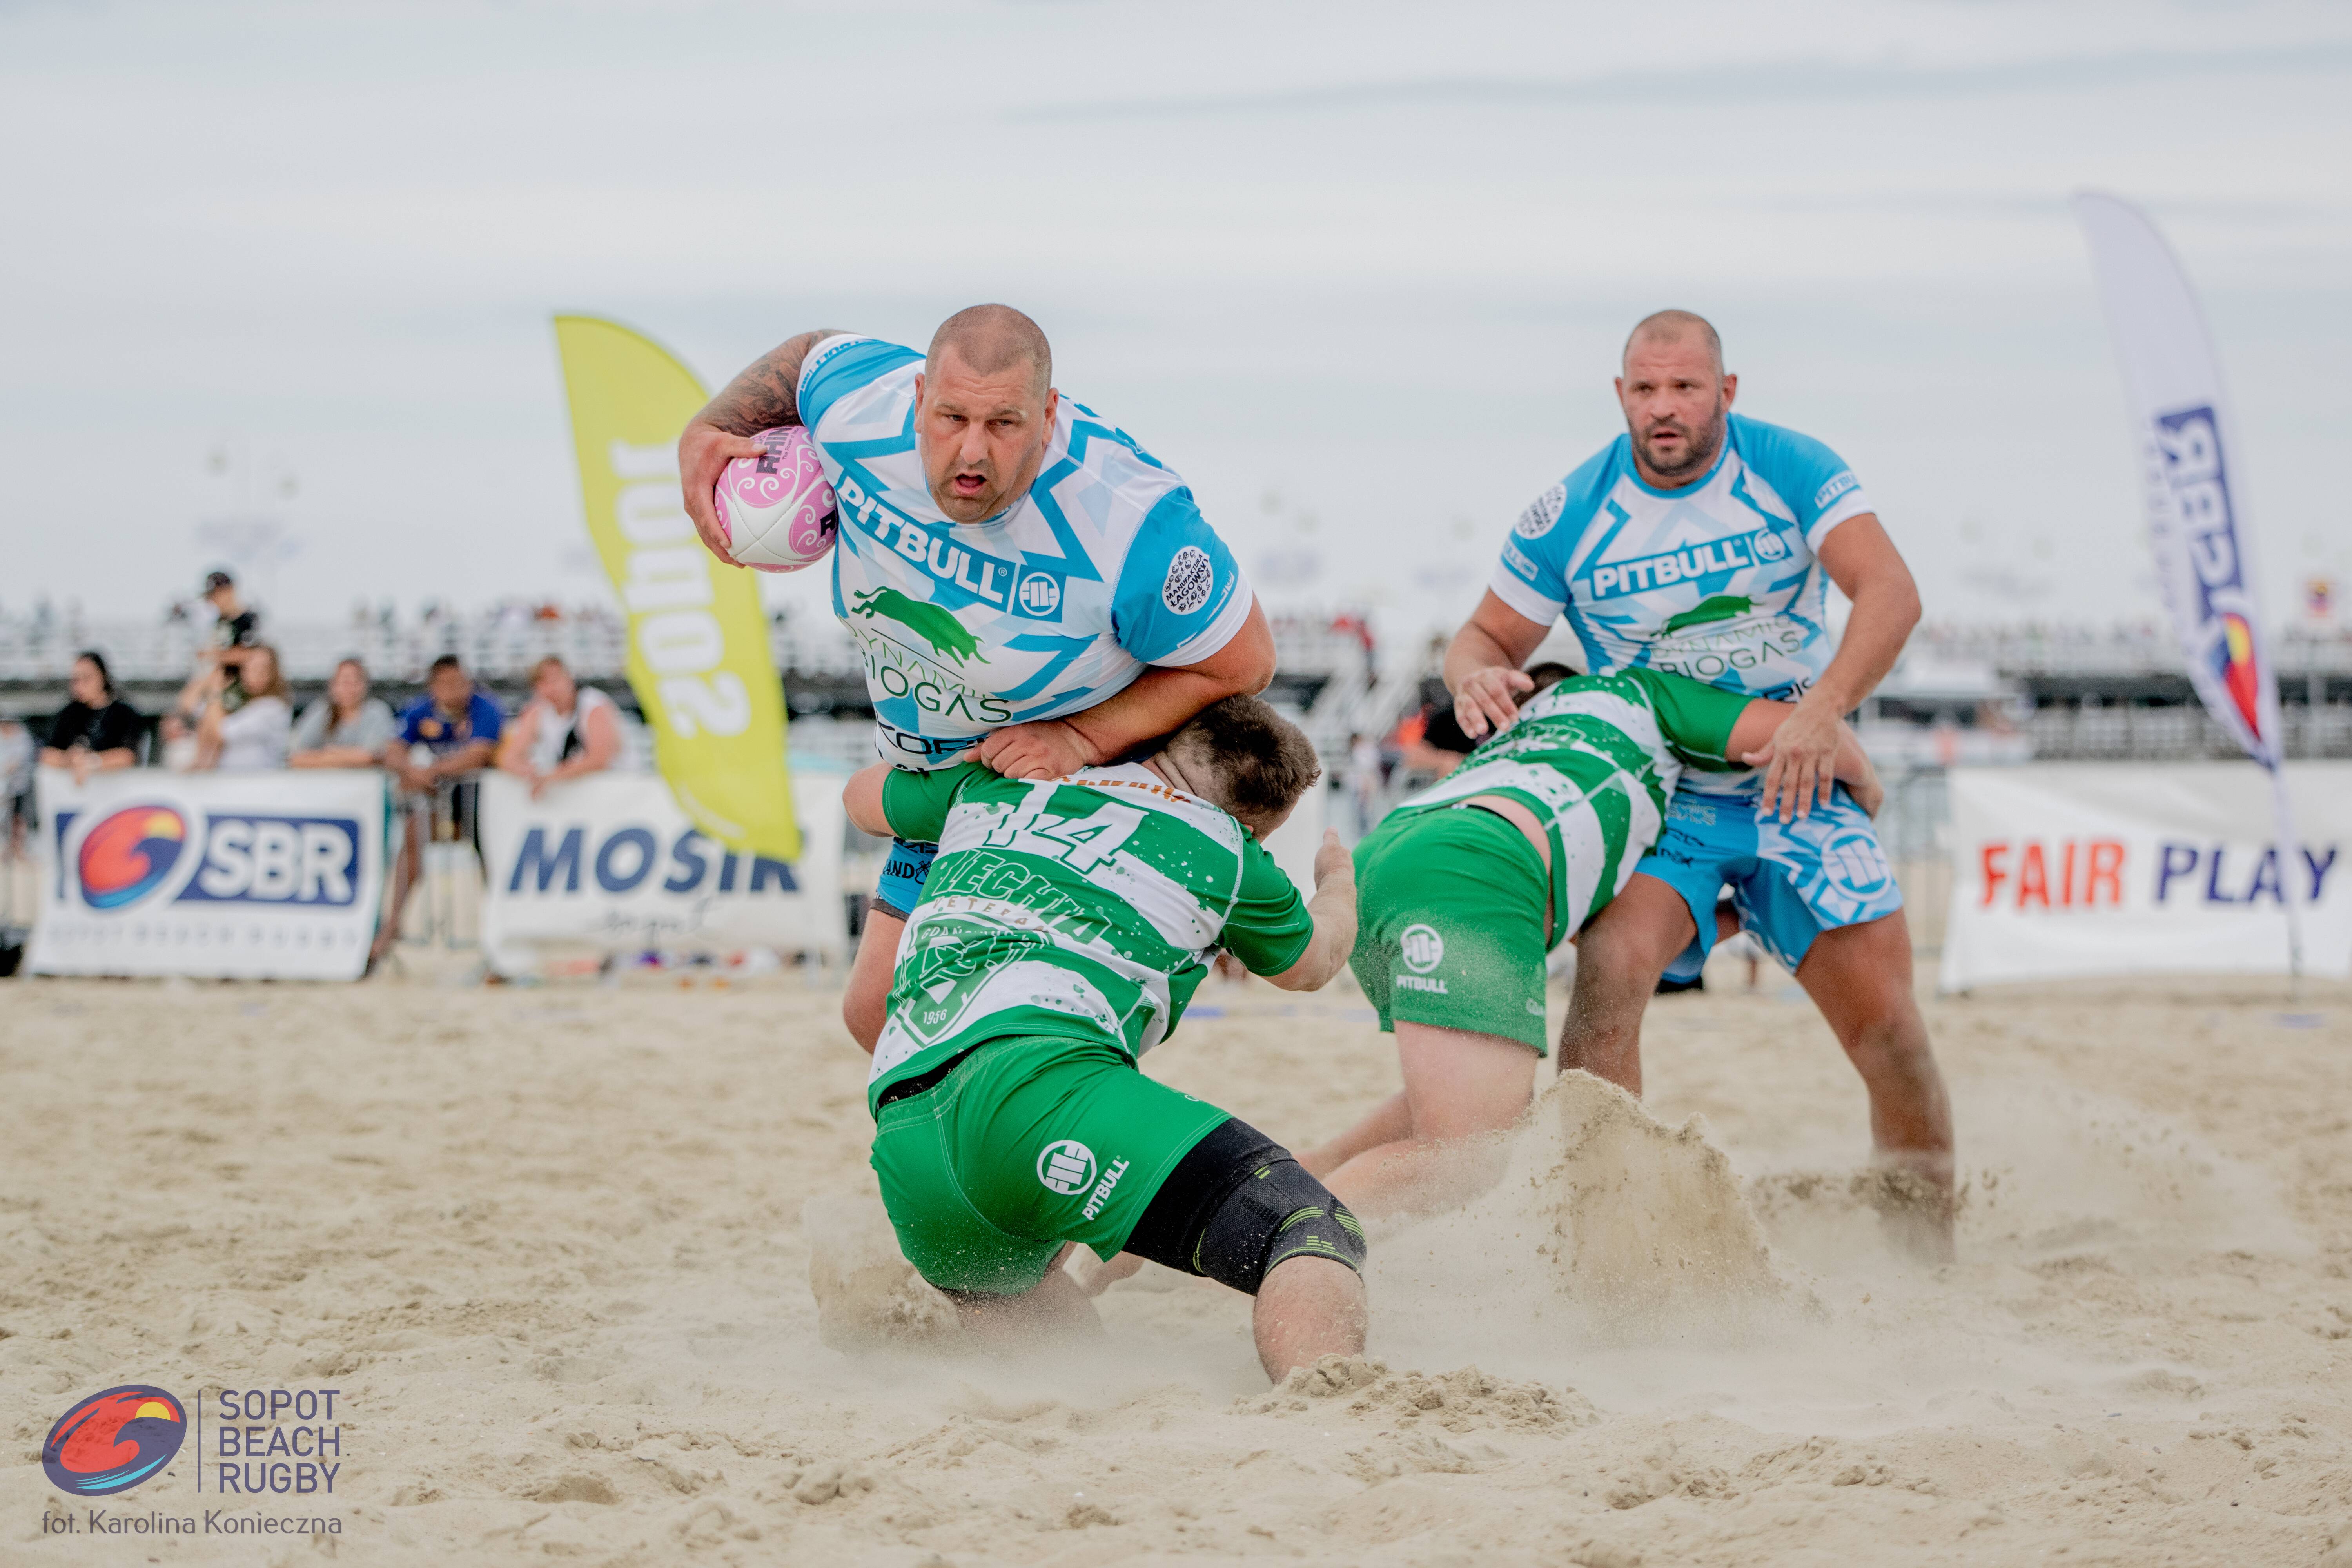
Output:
[1494, 414, 1875, 695]
[799, 335, 1255, 768]
[1490, 414, 1875, 795]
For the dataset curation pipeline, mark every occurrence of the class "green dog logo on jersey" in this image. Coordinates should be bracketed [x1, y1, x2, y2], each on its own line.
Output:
[1661, 594, 1755, 635]
[849, 587, 987, 668]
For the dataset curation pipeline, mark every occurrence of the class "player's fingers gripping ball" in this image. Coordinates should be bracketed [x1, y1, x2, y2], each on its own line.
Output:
[711, 425, 838, 572]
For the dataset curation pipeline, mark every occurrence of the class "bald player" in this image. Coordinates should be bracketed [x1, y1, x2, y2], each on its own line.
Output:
[1443, 310, 1956, 1256]
[677, 307, 1275, 1051]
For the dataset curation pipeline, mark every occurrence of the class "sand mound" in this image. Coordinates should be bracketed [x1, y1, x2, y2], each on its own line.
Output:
[1519, 1069, 1787, 1317]
[802, 1184, 960, 1350]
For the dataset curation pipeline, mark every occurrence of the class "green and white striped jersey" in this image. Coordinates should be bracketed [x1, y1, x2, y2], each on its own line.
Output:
[1390, 669, 1753, 947]
[867, 761, 1314, 1109]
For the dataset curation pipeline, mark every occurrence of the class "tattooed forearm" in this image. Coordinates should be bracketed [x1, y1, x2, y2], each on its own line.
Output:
[695, 329, 848, 436]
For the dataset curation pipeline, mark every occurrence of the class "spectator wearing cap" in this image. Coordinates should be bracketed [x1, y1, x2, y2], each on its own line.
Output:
[290, 657, 396, 768]
[201, 570, 260, 671]
[163, 571, 263, 755]
[376, 654, 501, 964]
[497, 656, 620, 798]
[192, 644, 292, 771]
[41, 650, 143, 784]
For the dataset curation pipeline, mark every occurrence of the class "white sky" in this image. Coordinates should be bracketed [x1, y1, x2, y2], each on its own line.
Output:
[4, 0, 2350, 648]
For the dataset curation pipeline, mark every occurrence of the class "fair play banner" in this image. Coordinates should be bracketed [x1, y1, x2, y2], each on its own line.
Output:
[29, 767, 390, 981]
[1940, 764, 2352, 991]
[477, 772, 845, 973]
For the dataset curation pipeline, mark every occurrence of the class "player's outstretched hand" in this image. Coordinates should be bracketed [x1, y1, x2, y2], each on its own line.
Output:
[1452, 665, 1532, 742]
[977, 719, 1096, 780]
[677, 421, 765, 566]
[1312, 828, 1352, 887]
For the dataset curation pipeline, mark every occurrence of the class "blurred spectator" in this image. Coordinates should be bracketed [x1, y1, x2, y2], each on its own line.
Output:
[162, 570, 262, 755]
[387, 655, 502, 787]
[41, 650, 143, 783]
[200, 570, 261, 708]
[377, 654, 501, 964]
[203, 570, 260, 667]
[193, 644, 291, 771]
[1393, 674, 1475, 781]
[498, 655, 619, 798]
[2, 717, 33, 850]
[1347, 730, 1385, 837]
[290, 657, 396, 769]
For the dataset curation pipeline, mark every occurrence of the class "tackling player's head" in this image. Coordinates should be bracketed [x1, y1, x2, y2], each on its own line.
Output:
[1154, 696, 1322, 841]
[916, 304, 1059, 524]
[1522, 661, 1576, 702]
[1616, 309, 1737, 488]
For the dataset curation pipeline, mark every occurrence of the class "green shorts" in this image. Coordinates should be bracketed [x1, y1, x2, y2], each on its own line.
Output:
[869, 1034, 1231, 1296]
[1351, 804, 1551, 1054]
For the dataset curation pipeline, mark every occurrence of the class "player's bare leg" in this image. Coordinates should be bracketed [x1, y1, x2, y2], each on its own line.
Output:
[1557, 873, 1697, 1095]
[944, 1245, 1105, 1350]
[842, 908, 902, 1053]
[1071, 1248, 1145, 1296]
[1321, 1022, 1539, 1220]
[1297, 1091, 1414, 1180]
[370, 809, 425, 966]
[1253, 1256, 1367, 1381]
[1791, 909, 1955, 1261]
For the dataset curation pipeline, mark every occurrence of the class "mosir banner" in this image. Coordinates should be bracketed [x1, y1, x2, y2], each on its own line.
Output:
[477, 772, 846, 973]
[1940, 763, 2352, 991]
[29, 768, 390, 980]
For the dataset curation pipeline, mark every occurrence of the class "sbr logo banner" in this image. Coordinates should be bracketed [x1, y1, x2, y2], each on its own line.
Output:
[28, 768, 388, 981]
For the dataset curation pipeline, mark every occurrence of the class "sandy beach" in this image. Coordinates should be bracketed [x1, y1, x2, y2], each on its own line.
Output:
[4, 957, 2349, 1565]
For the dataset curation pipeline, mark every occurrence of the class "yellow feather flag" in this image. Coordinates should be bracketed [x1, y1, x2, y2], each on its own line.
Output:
[552, 315, 800, 860]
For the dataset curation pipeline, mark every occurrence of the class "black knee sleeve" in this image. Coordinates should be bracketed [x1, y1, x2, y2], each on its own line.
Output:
[1123, 1118, 1367, 1295]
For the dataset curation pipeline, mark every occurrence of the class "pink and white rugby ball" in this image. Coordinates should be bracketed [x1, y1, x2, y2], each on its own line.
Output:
[713, 426, 837, 572]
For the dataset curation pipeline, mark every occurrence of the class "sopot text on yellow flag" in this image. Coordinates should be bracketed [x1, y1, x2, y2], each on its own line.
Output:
[552, 315, 800, 861]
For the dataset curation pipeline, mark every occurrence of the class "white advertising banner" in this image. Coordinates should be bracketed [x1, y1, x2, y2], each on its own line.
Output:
[1940, 763, 2352, 991]
[29, 766, 390, 980]
[477, 771, 846, 969]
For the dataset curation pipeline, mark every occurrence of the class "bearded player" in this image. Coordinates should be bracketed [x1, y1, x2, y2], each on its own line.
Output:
[1444, 310, 1955, 1256]
[677, 306, 1274, 1051]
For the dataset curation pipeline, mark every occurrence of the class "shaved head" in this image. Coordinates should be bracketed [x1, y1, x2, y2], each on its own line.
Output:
[1623, 309, 1723, 375]
[926, 303, 1053, 402]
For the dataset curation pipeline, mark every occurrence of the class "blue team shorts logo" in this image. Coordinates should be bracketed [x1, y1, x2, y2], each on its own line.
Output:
[43, 1385, 187, 1496]
[1822, 829, 1891, 896]
[1013, 570, 1063, 617]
